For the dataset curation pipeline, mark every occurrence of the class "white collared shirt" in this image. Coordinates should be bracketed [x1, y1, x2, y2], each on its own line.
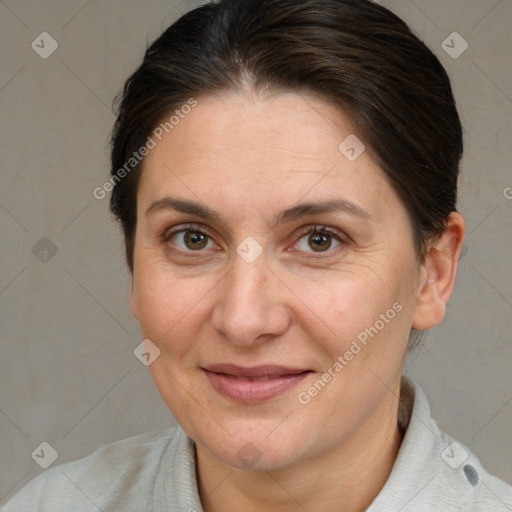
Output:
[3, 377, 512, 511]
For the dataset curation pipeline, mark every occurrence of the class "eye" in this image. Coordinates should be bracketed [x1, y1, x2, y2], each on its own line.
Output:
[163, 224, 217, 252]
[293, 226, 346, 254]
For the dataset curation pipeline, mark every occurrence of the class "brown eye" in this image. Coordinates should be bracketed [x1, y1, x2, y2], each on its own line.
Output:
[308, 232, 332, 252]
[294, 226, 345, 254]
[183, 231, 209, 250]
[165, 226, 215, 252]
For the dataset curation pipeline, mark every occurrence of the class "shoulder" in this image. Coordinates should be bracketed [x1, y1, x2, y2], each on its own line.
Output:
[2, 428, 182, 512]
[433, 431, 512, 512]
[370, 377, 512, 511]
[409, 378, 512, 510]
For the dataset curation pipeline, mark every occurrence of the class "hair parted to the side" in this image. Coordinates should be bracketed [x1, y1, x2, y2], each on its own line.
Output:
[110, 0, 463, 275]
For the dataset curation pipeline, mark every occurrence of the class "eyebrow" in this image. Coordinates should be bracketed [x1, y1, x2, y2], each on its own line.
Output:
[146, 197, 223, 222]
[145, 196, 371, 226]
[273, 198, 371, 225]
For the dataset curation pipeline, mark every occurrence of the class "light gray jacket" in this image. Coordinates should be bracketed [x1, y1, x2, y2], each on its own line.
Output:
[3, 377, 512, 511]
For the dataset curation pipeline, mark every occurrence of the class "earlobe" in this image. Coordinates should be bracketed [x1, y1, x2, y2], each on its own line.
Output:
[411, 212, 465, 330]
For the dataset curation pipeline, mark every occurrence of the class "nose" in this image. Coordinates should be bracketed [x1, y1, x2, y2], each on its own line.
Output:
[211, 249, 291, 348]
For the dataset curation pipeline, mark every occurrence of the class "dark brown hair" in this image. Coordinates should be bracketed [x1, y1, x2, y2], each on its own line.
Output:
[110, 0, 463, 273]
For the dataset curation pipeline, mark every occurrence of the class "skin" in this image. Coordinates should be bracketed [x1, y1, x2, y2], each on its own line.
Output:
[130, 89, 465, 512]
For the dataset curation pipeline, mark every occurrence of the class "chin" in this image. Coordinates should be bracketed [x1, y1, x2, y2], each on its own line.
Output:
[192, 417, 315, 472]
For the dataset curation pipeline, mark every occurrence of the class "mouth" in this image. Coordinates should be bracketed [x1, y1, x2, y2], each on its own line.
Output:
[202, 364, 312, 404]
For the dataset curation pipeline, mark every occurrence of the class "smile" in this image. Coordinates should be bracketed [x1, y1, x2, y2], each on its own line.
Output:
[202, 364, 312, 404]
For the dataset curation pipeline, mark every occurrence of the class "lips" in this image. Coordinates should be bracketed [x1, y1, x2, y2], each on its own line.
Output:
[202, 364, 311, 403]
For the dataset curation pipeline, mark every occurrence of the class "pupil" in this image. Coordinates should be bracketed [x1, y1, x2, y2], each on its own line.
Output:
[186, 231, 207, 250]
[310, 233, 331, 252]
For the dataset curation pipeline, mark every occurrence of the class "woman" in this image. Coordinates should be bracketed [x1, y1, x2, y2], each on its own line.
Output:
[4, 0, 512, 510]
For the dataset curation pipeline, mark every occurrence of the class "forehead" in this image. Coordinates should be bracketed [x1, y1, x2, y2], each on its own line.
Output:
[145, 90, 356, 165]
[137, 90, 397, 219]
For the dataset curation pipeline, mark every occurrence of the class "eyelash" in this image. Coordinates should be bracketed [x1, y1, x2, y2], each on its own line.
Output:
[162, 223, 348, 257]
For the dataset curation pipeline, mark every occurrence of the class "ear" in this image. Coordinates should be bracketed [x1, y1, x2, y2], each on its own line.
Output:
[130, 278, 140, 321]
[411, 212, 465, 330]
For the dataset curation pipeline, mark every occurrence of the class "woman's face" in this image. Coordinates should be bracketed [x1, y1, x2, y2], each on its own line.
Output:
[131, 90, 426, 470]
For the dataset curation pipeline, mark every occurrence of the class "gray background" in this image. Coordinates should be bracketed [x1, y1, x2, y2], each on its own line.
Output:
[0, 0, 511, 504]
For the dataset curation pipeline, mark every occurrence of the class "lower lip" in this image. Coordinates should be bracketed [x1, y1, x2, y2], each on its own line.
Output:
[203, 370, 311, 404]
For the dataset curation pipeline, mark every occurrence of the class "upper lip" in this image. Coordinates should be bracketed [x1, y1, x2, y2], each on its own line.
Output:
[203, 364, 310, 378]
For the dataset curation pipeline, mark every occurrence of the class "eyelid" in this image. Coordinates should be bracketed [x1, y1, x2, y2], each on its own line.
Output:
[162, 222, 213, 243]
[294, 224, 347, 241]
[161, 223, 221, 257]
[290, 224, 348, 255]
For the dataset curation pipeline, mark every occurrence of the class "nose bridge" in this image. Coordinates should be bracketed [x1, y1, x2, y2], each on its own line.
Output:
[225, 249, 269, 318]
[212, 248, 289, 345]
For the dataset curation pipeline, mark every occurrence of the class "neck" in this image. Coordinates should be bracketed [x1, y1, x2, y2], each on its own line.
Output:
[197, 379, 403, 512]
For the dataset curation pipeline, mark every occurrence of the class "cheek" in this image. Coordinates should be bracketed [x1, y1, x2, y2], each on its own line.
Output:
[298, 263, 413, 363]
[132, 263, 209, 352]
[310, 269, 400, 326]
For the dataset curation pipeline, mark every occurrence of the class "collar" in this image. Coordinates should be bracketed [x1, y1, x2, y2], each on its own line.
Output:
[163, 376, 510, 511]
